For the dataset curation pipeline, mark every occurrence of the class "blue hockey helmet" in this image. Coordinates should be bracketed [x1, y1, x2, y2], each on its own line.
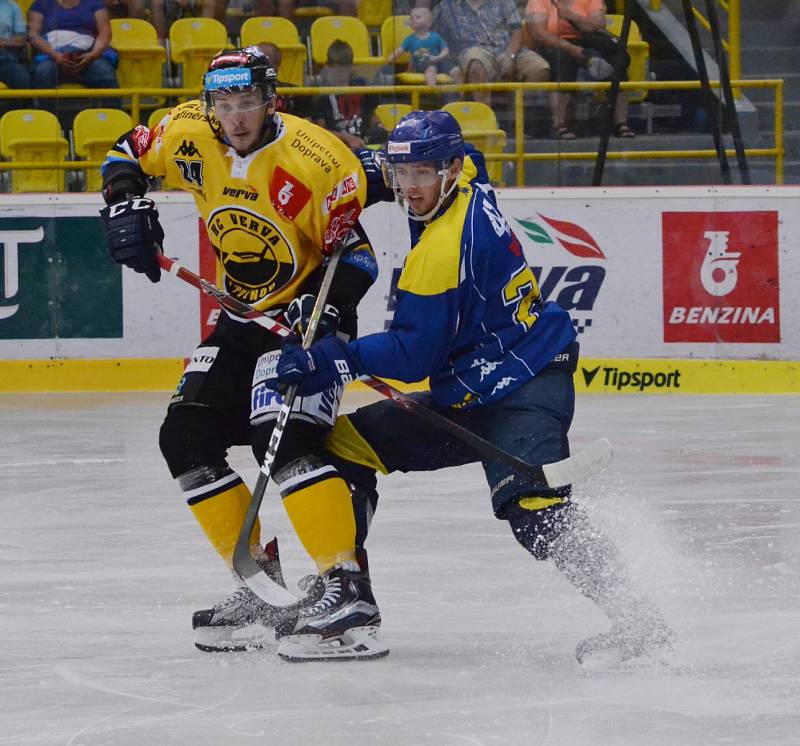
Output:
[385, 110, 465, 165]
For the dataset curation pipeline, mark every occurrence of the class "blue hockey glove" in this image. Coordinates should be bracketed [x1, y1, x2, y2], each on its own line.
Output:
[274, 335, 360, 396]
[284, 294, 340, 339]
[100, 197, 164, 283]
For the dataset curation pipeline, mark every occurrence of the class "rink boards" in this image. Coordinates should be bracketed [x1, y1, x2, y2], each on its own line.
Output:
[0, 187, 798, 394]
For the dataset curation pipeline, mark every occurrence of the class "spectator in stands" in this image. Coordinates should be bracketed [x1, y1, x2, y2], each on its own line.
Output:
[28, 0, 120, 108]
[433, 0, 549, 107]
[0, 0, 32, 102]
[149, 0, 194, 46]
[256, 41, 313, 120]
[384, 5, 461, 87]
[313, 39, 387, 148]
[525, 0, 634, 139]
[103, 0, 146, 21]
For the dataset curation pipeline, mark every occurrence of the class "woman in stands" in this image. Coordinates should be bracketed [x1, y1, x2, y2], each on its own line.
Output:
[28, 0, 119, 108]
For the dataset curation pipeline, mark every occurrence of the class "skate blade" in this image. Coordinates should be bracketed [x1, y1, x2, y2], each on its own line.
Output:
[277, 626, 389, 662]
[194, 623, 273, 653]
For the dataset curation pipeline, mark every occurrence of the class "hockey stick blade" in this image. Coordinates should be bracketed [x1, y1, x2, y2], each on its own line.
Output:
[232, 544, 301, 607]
[542, 438, 613, 488]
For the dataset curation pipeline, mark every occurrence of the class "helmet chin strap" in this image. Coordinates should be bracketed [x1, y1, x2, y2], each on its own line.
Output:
[397, 169, 461, 222]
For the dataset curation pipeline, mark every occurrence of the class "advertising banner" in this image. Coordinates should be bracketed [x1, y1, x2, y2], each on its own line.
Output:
[1, 187, 798, 393]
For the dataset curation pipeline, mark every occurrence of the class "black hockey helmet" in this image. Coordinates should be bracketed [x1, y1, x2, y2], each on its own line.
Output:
[201, 46, 278, 144]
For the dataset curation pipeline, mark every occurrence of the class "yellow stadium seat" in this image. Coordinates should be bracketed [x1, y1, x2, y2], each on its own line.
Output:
[111, 18, 167, 107]
[604, 15, 650, 102]
[0, 110, 69, 193]
[442, 102, 506, 186]
[148, 106, 173, 129]
[170, 17, 231, 91]
[358, 0, 391, 39]
[309, 16, 383, 70]
[380, 15, 452, 84]
[73, 109, 133, 192]
[372, 102, 411, 131]
[240, 17, 306, 86]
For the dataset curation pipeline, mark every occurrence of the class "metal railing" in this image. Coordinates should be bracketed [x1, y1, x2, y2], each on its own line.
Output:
[633, 0, 741, 93]
[0, 77, 784, 186]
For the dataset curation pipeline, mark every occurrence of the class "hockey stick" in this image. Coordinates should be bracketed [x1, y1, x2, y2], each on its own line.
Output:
[228, 243, 346, 607]
[158, 253, 613, 490]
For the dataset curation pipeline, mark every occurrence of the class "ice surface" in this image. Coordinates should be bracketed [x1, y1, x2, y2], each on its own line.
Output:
[2, 392, 799, 745]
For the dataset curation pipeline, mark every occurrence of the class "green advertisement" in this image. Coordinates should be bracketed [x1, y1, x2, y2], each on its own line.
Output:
[0, 216, 122, 340]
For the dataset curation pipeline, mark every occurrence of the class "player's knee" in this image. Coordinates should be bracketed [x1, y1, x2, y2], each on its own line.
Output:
[505, 497, 573, 561]
[159, 404, 227, 478]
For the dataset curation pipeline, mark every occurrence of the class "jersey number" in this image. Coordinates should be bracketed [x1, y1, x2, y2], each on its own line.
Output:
[502, 265, 541, 331]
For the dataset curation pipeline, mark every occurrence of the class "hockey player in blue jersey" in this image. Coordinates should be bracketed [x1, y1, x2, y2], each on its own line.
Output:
[271, 110, 674, 664]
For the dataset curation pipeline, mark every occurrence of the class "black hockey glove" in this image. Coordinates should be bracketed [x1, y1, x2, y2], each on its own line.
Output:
[284, 294, 340, 341]
[100, 197, 164, 283]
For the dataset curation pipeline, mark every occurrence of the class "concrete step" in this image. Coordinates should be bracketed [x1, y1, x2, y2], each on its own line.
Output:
[742, 72, 800, 103]
[740, 21, 800, 48]
[756, 101, 800, 132]
[781, 132, 800, 159]
[739, 0, 795, 22]
[518, 157, 774, 187]
[741, 46, 800, 74]
[510, 133, 776, 186]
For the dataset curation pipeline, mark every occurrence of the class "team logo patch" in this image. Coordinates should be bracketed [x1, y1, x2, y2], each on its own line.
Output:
[175, 140, 201, 158]
[323, 172, 359, 215]
[270, 166, 312, 220]
[324, 201, 359, 254]
[131, 125, 154, 156]
[206, 206, 297, 304]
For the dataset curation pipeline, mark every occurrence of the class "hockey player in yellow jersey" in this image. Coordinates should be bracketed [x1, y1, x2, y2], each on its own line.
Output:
[100, 47, 380, 653]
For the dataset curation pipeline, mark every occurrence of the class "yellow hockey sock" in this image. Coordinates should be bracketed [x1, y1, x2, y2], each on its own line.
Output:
[188, 479, 261, 568]
[282, 475, 356, 574]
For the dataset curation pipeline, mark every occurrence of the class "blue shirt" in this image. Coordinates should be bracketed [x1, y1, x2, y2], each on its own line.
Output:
[350, 184, 576, 409]
[401, 31, 446, 71]
[0, 0, 25, 39]
[30, 0, 103, 37]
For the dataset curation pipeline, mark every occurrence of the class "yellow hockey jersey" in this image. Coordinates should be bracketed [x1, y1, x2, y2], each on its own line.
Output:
[104, 100, 369, 311]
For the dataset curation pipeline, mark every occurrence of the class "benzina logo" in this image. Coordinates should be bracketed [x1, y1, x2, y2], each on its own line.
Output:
[662, 212, 780, 343]
[515, 214, 606, 336]
[582, 365, 681, 392]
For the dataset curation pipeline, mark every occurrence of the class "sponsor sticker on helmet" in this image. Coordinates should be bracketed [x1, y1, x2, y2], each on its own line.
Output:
[204, 67, 253, 90]
[387, 142, 411, 154]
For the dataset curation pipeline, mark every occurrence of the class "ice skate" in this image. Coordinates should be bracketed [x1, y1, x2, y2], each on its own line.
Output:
[277, 563, 388, 662]
[193, 538, 297, 652]
[576, 613, 676, 668]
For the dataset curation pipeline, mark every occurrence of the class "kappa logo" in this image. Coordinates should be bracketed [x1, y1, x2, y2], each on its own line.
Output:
[175, 140, 201, 158]
[471, 357, 500, 382]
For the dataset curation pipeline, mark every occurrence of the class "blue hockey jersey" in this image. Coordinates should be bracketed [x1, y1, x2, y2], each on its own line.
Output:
[350, 182, 576, 408]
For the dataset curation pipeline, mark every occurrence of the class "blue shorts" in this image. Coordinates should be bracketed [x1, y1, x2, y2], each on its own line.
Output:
[330, 362, 576, 517]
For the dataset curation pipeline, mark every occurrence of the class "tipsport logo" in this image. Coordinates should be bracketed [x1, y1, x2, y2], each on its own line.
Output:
[662, 212, 780, 343]
[515, 214, 606, 336]
[581, 364, 681, 392]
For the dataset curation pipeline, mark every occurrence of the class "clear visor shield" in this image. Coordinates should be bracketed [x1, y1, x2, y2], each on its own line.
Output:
[207, 87, 269, 117]
[383, 161, 448, 191]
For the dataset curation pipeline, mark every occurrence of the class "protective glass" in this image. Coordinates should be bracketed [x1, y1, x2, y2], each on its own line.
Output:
[384, 162, 446, 190]
[209, 88, 268, 117]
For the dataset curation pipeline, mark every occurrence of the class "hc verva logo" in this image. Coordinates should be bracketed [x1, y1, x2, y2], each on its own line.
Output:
[662, 212, 780, 343]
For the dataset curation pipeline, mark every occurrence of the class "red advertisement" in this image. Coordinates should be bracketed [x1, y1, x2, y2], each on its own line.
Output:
[198, 218, 219, 340]
[662, 211, 780, 343]
[269, 166, 312, 220]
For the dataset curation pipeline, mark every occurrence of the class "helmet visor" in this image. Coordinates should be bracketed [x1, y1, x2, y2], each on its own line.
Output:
[383, 161, 447, 190]
[207, 88, 268, 117]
